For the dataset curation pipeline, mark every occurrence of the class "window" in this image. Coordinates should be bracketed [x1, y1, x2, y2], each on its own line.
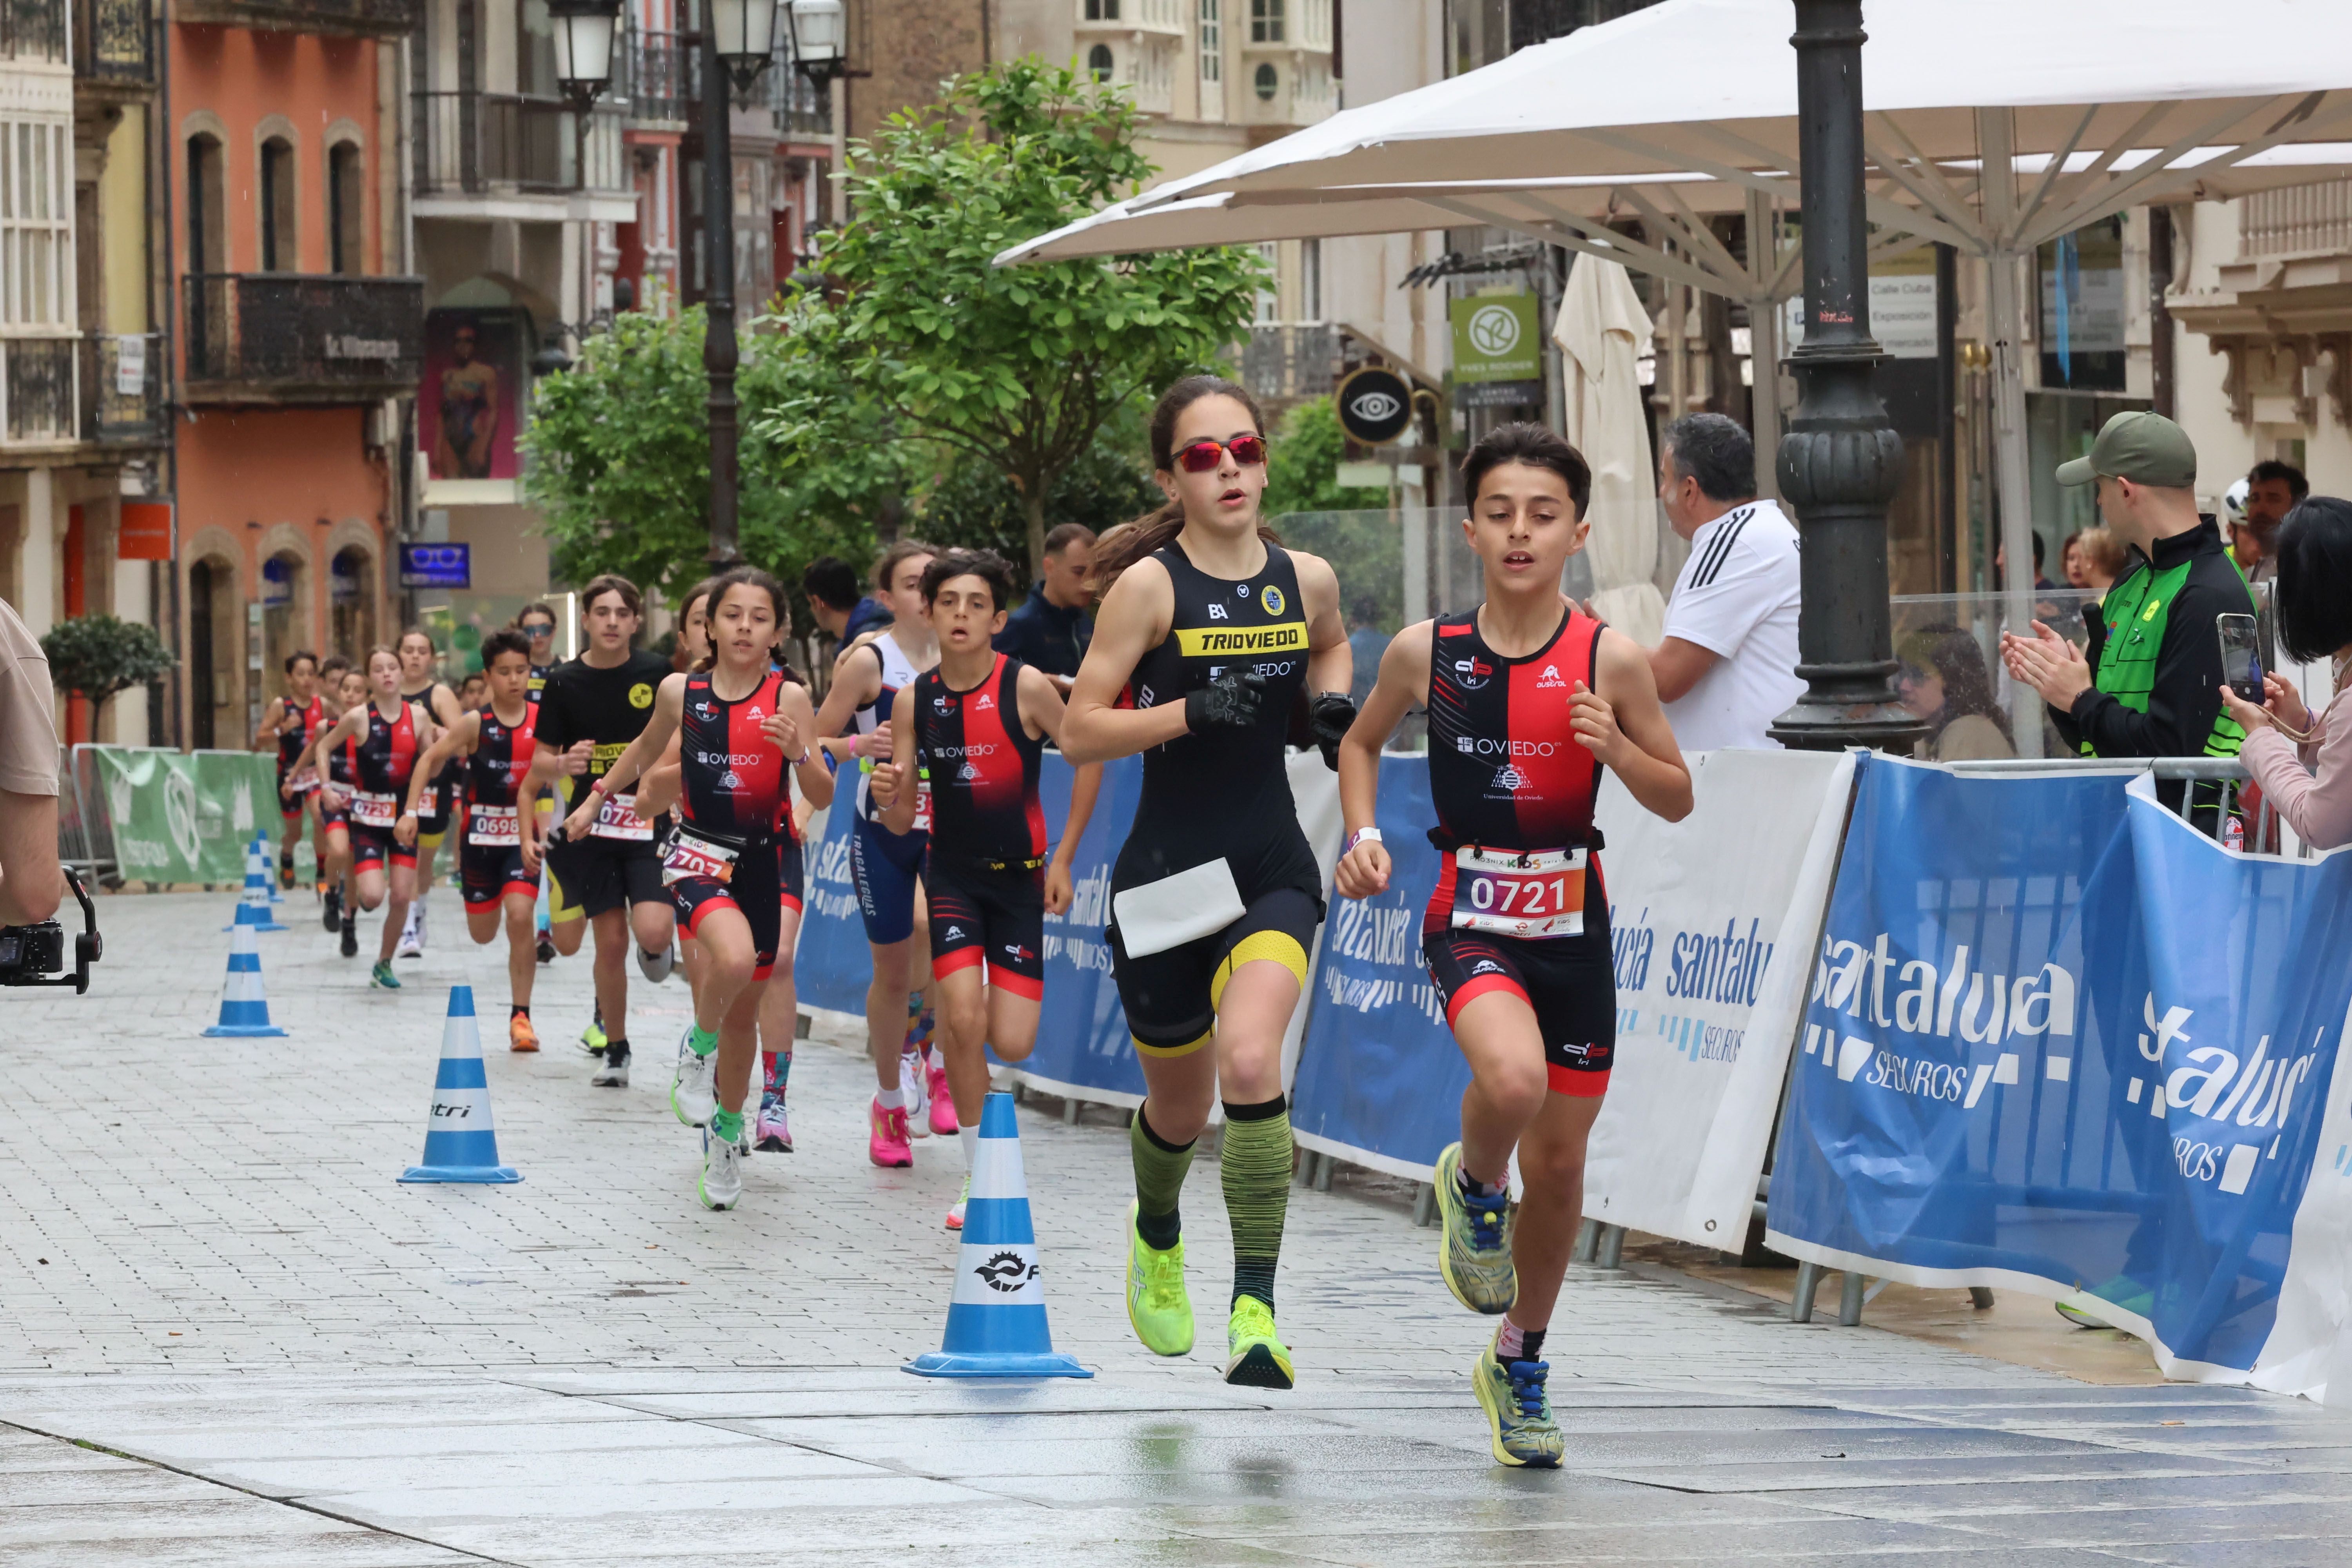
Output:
[516, 0, 559, 95]
[1254, 61, 1277, 99]
[1251, 0, 1283, 42]
[1255, 240, 1278, 322]
[1301, 236, 1321, 322]
[3, 118, 73, 327]
[1083, 0, 1120, 18]
[1087, 44, 1114, 82]
[1199, 0, 1220, 79]
[259, 136, 295, 271]
[328, 143, 363, 274]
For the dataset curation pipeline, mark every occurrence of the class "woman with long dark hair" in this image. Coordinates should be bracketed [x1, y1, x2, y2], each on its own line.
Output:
[1895, 626, 2014, 761]
[1063, 374, 1356, 1389]
[2223, 495, 2352, 849]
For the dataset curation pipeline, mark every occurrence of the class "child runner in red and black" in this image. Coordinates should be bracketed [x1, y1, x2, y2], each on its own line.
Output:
[1335, 423, 1691, 1467]
[869, 548, 1101, 1229]
[257, 650, 327, 893]
[561, 568, 833, 1211]
[312, 661, 362, 942]
[400, 629, 546, 1050]
[303, 646, 436, 989]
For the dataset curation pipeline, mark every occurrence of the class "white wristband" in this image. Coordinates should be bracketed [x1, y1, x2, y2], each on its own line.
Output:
[1344, 826, 1383, 856]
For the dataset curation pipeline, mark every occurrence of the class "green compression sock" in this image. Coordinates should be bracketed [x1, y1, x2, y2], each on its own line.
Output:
[711, 1106, 744, 1143]
[1222, 1095, 1294, 1311]
[689, 1023, 719, 1058]
[1131, 1105, 1196, 1251]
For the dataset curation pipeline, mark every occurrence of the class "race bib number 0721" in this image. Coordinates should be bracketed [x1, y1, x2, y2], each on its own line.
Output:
[1448, 844, 1585, 939]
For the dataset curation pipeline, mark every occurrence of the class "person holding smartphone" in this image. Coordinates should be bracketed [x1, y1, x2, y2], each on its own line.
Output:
[2221, 496, 2352, 851]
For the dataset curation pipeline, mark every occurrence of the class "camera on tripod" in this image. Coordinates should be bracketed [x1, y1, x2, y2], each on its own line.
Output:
[0, 867, 102, 991]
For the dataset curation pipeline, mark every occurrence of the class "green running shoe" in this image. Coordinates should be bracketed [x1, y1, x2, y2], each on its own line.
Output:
[1472, 1350, 1564, 1468]
[1124, 1201, 1194, 1356]
[579, 1016, 608, 1055]
[1435, 1142, 1517, 1314]
[1223, 1296, 1294, 1390]
[369, 959, 401, 989]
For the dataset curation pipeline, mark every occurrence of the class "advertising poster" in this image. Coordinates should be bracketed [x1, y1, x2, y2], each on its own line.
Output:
[419, 309, 524, 481]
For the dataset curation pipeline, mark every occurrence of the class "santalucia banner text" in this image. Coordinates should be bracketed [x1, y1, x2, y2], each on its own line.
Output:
[90, 747, 280, 886]
[1768, 753, 2352, 1397]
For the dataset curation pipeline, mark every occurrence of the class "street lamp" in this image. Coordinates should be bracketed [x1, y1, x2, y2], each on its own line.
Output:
[549, 0, 624, 112]
[1766, 0, 1925, 754]
[698, 0, 782, 567]
[786, 0, 846, 86]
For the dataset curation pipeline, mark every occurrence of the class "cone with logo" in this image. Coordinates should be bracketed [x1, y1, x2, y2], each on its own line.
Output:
[399, 987, 521, 1184]
[200, 920, 288, 1037]
[225, 844, 288, 932]
[905, 1090, 1090, 1378]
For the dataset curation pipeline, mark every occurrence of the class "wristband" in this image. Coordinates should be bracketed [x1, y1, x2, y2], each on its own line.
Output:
[1344, 826, 1383, 857]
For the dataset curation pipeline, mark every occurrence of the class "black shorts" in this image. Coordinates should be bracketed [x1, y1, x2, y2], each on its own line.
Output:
[545, 833, 665, 922]
[318, 791, 350, 833]
[349, 823, 416, 874]
[1109, 885, 1321, 1056]
[927, 855, 1044, 1002]
[669, 835, 794, 982]
[460, 839, 535, 907]
[1422, 924, 1616, 1097]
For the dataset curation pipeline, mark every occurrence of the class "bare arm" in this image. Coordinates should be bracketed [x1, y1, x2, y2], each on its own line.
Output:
[1647, 637, 1718, 705]
[809, 639, 884, 756]
[634, 731, 685, 820]
[299, 708, 364, 809]
[557, 675, 685, 842]
[870, 686, 920, 837]
[1588, 628, 1693, 822]
[0, 789, 62, 926]
[254, 697, 288, 753]
[403, 713, 480, 818]
[1060, 559, 1189, 764]
[781, 682, 835, 811]
[1333, 622, 1432, 900]
[1293, 550, 1353, 699]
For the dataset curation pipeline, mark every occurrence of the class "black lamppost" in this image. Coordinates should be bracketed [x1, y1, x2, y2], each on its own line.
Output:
[1767, 0, 1925, 753]
[699, 0, 786, 567]
[550, 0, 624, 192]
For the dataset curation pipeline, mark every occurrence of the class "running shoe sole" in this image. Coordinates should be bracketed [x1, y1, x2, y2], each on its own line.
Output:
[1222, 1341, 1294, 1390]
[1472, 1355, 1563, 1468]
[755, 1133, 793, 1153]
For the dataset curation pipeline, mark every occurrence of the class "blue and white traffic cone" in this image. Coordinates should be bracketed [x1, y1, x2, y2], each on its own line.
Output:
[200, 921, 287, 1037]
[399, 986, 521, 1185]
[905, 1091, 1089, 1379]
[225, 845, 287, 933]
[259, 833, 285, 904]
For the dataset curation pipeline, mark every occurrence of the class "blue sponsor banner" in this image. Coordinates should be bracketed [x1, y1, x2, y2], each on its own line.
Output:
[1288, 755, 1461, 1174]
[793, 789, 870, 1016]
[1768, 754, 2352, 1376]
[1027, 755, 1146, 1100]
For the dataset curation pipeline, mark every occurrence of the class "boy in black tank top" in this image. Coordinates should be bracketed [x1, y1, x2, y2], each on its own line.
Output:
[1062, 377, 1358, 1392]
[1336, 424, 1690, 1468]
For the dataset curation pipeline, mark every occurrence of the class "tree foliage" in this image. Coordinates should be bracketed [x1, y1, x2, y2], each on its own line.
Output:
[41, 615, 173, 706]
[765, 59, 1265, 576]
[918, 405, 1159, 566]
[1261, 395, 1392, 517]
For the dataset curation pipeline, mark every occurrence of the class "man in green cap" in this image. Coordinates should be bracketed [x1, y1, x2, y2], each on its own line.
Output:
[2000, 410, 2257, 828]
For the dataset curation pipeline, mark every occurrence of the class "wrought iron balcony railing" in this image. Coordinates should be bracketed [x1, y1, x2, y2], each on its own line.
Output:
[624, 29, 695, 123]
[768, 48, 831, 138]
[181, 274, 423, 403]
[1, 337, 77, 446]
[73, 0, 152, 83]
[1, 0, 68, 62]
[169, 0, 419, 40]
[412, 91, 628, 197]
[80, 332, 164, 444]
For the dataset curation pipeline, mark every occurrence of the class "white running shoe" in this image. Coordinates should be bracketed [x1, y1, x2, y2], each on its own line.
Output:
[902, 1049, 931, 1138]
[637, 942, 675, 984]
[698, 1130, 742, 1210]
[671, 1027, 716, 1128]
[590, 1042, 630, 1087]
[394, 902, 423, 960]
[946, 1172, 970, 1231]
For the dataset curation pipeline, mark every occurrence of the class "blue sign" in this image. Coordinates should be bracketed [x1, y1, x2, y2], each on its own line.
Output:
[399, 543, 470, 589]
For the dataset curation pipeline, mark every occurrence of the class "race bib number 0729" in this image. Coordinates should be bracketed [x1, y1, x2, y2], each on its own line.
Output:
[591, 790, 653, 842]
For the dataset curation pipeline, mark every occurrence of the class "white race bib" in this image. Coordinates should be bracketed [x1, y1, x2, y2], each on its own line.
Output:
[468, 804, 520, 847]
[661, 826, 740, 886]
[1449, 845, 1586, 939]
[1111, 858, 1248, 958]
[351, 790, 399, 830]
[287, 766, 320, 795]
[590, 789, 653, 842]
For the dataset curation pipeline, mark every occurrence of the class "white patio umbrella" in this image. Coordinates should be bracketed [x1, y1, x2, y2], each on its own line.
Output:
[1003, 0, 2352, 755]
[1553, 254, 1665, 646]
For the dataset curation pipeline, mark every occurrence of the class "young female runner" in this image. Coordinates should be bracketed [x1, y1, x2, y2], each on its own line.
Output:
[303, 647, 432, 988]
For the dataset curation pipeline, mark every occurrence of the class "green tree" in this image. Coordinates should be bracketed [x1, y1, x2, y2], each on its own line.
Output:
[918, 405, 1158, 566]
[768, 59, 1264, 577]
[1261, 395, 1390, 517]
[40, 615, 174, 717]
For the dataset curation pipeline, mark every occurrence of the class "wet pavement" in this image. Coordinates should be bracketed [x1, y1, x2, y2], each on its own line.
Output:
[4, 893, 2351, 1564]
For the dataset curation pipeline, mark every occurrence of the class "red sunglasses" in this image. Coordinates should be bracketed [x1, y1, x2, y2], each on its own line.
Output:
[1172, 434, 1268, 473]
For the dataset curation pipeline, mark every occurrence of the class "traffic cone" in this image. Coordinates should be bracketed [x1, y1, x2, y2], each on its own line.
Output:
[259, 833, 285, 903]
[399, 986, 521, 1185]
[905, 1091, 1089, 1379]
[200, 921, 288, 1038]
[225, 846, 287, 933]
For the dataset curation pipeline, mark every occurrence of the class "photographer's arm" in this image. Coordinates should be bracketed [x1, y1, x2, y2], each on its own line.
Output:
[0, 789, 61, 926]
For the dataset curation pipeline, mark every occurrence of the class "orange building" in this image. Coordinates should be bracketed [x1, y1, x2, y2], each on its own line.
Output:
[167, 0, 420, 748]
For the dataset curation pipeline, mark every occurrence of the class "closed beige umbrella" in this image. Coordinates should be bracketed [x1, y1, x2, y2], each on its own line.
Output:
[1553, 254, 1665, 648]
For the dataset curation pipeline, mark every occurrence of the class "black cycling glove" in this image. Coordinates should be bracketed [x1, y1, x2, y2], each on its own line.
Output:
[1308, 691, 1357, 770]
[1185, 667, 1268, 733]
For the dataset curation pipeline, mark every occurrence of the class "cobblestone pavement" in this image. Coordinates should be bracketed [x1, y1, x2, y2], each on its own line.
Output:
[4, 892, 2352, 1564]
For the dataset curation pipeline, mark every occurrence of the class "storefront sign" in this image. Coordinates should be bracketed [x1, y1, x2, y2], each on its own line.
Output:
[399, 543, 471, 590]
[1450, 293, 1543, 382]
[117, 501, 172, 561]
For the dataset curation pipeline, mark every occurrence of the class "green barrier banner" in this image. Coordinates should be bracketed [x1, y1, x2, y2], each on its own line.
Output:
[89, 747, 279, 885]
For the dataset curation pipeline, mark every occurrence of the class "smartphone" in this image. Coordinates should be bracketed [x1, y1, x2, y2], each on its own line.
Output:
[2218, 613, 2263, 703]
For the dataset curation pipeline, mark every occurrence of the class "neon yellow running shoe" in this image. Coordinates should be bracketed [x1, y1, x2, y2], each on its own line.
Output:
[1472, 1348, 1564, 1468]
[1124, 1200, 1194, 1356]
[1434, 1142, 1517, 1315]
[1223, 1296, 1294, 1390]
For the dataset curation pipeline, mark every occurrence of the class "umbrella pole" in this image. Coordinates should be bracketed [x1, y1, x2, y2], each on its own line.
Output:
[1977, 107, 2046, 760]
[1746, 188, 1784, 503]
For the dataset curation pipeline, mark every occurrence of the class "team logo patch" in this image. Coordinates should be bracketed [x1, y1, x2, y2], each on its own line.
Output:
[933, 694, 956, 714]
[1455, 657, 1493, 691]
[1492, 764, 1528, 791]
[1260, 584, 1287, 616]
[1470, 959, 1507, 976]
[974, 693, 994, 711]
[1537, 664, 1566, 689]
[628, 682, 655, 710]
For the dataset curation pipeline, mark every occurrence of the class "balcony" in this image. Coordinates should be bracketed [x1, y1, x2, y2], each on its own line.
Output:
[2, 0, 68, 62]
[1075, 0, 1183, 36]
[181, 274, 423, 405]
[622, 29, 695, 124]
[169, 0, 419, 40]
[73, 0, 152, 86]
[80, 332, 165, 445]
[768, 49, 831, 139]
[1, 337, 77, 448]
[412, 91, 628, 201]
[2239, 178, 2352, 260]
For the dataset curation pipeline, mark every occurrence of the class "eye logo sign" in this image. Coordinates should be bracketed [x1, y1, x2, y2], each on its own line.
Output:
[1350, 390, 1401, 422]
[1335, 366, 1414, 445]
[974, 1251, 1040, 1292]
[1466, 303, 1523, 357]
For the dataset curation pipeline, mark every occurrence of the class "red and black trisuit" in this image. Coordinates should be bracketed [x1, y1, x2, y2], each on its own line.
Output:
[913, 653, 1047, 1002]
[345, 702, 421, 873]
[276, 694, 327, 821]
[1422, 605, 1616, 1096]
[663, 669, 802, 981]
[460, 703, 540, 907]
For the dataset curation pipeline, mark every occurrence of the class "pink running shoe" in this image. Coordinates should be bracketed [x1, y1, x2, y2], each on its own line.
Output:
[869, 1097, 913, 1168]
[926, 1063, 958, 1136]
[755, 1094, 792, 1153]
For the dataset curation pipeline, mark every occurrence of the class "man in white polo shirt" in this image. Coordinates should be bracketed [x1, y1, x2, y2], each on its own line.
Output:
[1644, 413, 1803, 750]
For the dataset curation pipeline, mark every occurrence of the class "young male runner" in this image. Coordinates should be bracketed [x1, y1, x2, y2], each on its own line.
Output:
[1336, 422, 1690, 1466]
[257, 650, 326, 891]
[808, 541, 953, 1165]
[522, 577, 677, 1086]
[401, 630, 546, 1050]
[870, 549, 1101, 1228]
[395, 630, 467, 960]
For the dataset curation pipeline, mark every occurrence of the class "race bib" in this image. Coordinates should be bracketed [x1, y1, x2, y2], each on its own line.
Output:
[1449, 845, 1585, 939]
[661, 826, 740, 886]
[352, 790, 400, 831]
[914, 777, 933, 835]
[468, 804, 520, 847]
[287, 766, 320, 795]
[591, 789, 653, 842]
